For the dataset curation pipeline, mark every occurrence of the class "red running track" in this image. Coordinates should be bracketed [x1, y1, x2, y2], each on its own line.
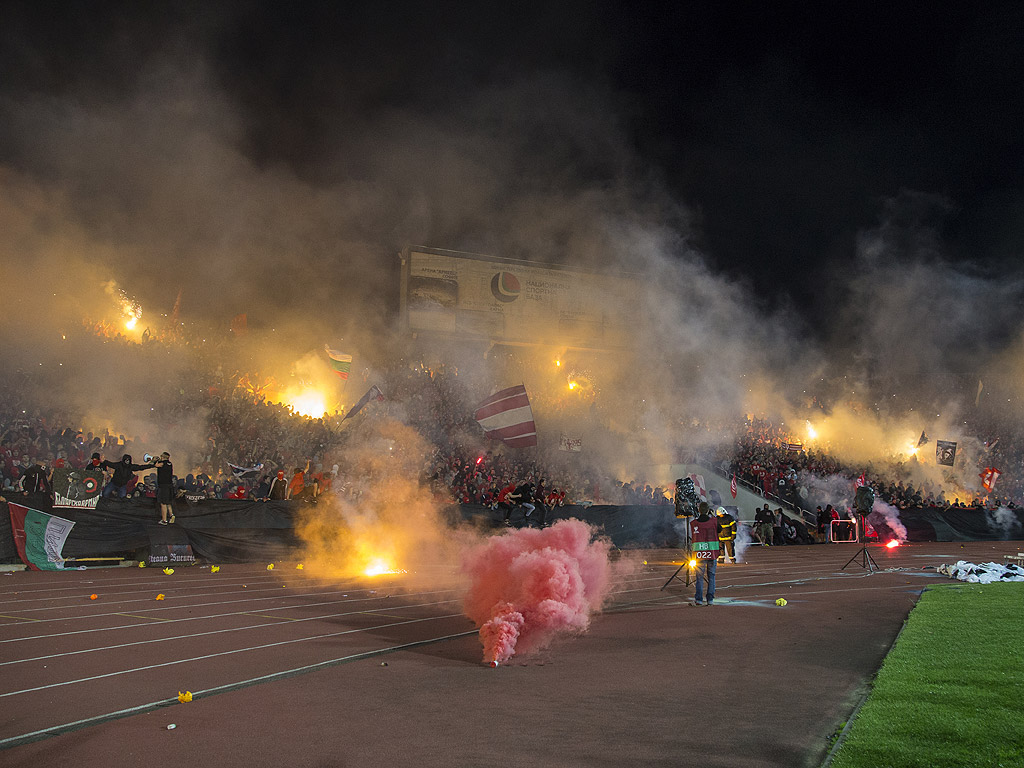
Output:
[0, 540, 1017, 767]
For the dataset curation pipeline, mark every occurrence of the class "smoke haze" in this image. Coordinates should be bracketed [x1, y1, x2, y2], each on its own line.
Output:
[1, 8, 1022, 491]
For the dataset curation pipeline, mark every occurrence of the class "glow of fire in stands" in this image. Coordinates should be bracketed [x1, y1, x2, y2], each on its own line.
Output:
[363, 558, 407, 577]
[121, 299, 142, 331]
[805, 420, 818, 440]
[885, 540, 900, 549]
[568, 381, 578, 391]
[276, 388, 329, 418]
[906, 443, 918, 457]
[554, 359, 561, 367]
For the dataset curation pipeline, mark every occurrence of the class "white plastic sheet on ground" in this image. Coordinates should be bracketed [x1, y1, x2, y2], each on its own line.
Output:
[937, 560, 1024, 584]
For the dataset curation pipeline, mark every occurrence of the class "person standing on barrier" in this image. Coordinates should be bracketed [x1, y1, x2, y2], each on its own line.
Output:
[716, 506, 737, 563]
[154, 452, 175, 525]
[690, 502, 721, 605]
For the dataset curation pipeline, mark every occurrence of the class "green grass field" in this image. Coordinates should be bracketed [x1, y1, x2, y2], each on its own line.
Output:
[829, 582, 1024, 768]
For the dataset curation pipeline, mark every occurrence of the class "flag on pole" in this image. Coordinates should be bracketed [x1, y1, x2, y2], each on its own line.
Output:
[730, 474, 737, 499]
[343, 384, 384, 421]
[917, 431, 929, 447]
[7, 503, 76, 571]
[979, 467, 1001, 493]
[325, 347, 353, 380]
[855, 473, 867, 488]
[474, 384, 537, 448]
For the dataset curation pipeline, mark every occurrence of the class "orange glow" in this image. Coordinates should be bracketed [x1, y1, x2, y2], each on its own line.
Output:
[568, 381, 578, 391]
[885, 540, 900, 549]
[363, 558, 407, 577]
[688, 559, 697, 568]
[270, 386, 331, 418]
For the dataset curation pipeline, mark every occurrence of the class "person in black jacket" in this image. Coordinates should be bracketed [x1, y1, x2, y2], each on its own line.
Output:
[101, 454, 153, 500]
[153, 452, 175, 524]
[19, 458, 51, 495]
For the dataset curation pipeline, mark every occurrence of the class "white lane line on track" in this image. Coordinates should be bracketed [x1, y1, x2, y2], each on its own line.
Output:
[0, 574, 433, 607]
[0, 627, 479, 752]
[0, 584, 461, 624]
[0, 566, 465, 598]
[0, 580, 435, 615]
[0, 598, 462, 668]
[0, 612, 470, 699]
[0, 574, 663, 643]
[0, 576, 666, 661]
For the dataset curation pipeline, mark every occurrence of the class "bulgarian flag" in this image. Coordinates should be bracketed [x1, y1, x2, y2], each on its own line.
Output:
[7, 503, 76, 571]
[325, 346, 353, 380]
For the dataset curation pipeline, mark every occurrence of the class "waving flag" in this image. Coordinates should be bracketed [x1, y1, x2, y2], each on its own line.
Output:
[325, 346, 353, 380]
[343, 384, 384, 421]
[8, 503, 76, 571]
[979, 467, 1001, 493]
[730, 474, 737, 499]
[474, 384, 537, 448]
[855, 473, 867, 488]
[228, 462, 264, 481]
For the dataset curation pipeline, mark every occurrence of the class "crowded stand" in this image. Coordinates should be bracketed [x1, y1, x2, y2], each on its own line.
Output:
[1, 322, 1020, 534]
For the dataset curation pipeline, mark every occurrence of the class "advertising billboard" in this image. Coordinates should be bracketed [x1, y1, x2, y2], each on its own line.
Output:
[401, 248, 641, 349]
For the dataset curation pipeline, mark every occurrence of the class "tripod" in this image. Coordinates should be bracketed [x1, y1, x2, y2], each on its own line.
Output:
[841, 511, 878, 573]
[661, 545, 695, 590]
[662, 512, 694, 590]
[841, 543, 878, 573]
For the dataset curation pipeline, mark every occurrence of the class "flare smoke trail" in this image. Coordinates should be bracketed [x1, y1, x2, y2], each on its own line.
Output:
[461, 520, 613, 665]
[869, 499, 908, 542]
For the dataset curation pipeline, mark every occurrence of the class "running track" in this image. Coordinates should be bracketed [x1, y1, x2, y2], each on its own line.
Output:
[0, 540, 1016, 767]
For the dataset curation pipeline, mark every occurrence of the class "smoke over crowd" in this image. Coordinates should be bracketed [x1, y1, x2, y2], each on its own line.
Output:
[1, 5, 1023, 658]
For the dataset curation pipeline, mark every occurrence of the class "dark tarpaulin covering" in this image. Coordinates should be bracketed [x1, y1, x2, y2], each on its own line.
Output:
[456, 503, 682, 548]
[1, 494, 307, 565]
[2, 495, 1021, 565]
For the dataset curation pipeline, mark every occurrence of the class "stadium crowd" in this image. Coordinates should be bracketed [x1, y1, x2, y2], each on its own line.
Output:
[1, 324, 1020, 518]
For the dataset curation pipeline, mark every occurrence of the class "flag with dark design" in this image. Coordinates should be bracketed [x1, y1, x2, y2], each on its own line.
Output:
[979, 467, 1001, 493]
[917, 431, 929, 447]
[474, 385, 537, 448]
[936, 440, 957, 467]
[228, 462, 263, 481]
[786, 442, 803, 452]
[343, 384, 385, 421]
[51, 468, 103, 509]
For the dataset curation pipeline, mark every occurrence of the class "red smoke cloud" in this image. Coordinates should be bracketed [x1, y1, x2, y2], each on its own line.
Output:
[462, 519, 613, 665]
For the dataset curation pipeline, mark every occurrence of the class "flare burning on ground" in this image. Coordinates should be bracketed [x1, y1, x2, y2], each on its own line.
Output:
[461, 519, 613, 666]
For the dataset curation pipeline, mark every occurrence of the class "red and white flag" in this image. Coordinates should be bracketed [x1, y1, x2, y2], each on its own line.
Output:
[730, 474, 737, 499]
[855, 473, 867, 488]
[689, 474, 707, 502]
[979, 467, 1001, 493]
[474, 385, 537, 448]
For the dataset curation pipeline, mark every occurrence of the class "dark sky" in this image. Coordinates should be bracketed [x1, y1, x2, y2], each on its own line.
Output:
[2, 1, 1023, 318]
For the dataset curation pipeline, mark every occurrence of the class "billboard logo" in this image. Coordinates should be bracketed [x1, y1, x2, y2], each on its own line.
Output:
[490, 272, 521, 303]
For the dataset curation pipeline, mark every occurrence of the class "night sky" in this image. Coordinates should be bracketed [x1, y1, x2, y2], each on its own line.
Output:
[1, 2, 1022, 344]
